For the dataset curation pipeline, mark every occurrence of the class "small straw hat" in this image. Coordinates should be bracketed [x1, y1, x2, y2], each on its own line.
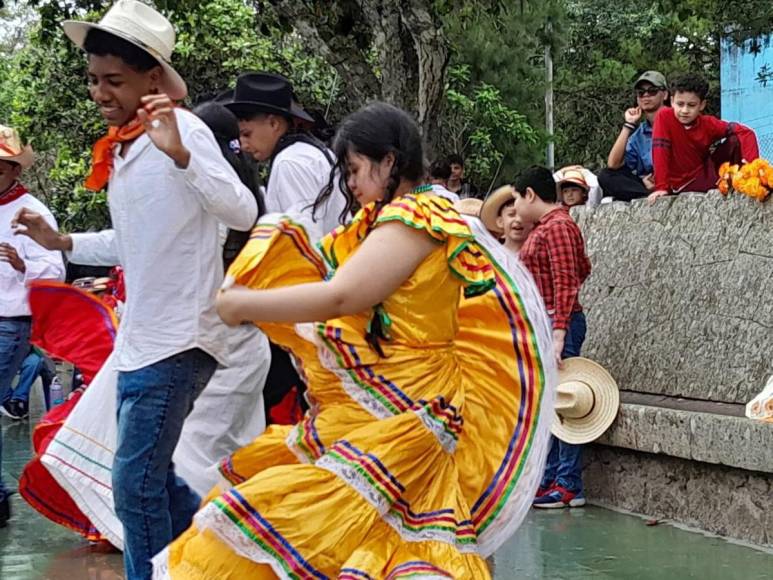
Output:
[63, 0, 187, 100]
[746, 375, 773, 423]
[0, 125, 35, 168]
[551, 357, 620, 444]
[479, 185, 516, 235]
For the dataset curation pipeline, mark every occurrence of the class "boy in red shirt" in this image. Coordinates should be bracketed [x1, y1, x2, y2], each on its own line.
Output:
[649, 73, 759, 204]
[511, 166, 592, 508]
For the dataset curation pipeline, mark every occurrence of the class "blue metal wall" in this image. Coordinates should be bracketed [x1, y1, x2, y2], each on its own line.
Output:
[721, 37, 773, 160]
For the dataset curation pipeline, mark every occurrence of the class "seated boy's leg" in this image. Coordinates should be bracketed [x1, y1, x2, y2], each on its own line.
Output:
[598, 168, 650, 202]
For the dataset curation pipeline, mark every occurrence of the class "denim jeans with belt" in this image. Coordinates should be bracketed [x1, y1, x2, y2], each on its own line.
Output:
[113, 348, 217, 580]
[0, 317, 31, 501]
[540, 311, 587, 493]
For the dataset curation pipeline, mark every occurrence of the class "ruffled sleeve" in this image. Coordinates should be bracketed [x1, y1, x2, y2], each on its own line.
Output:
[375, 194, 496, 297]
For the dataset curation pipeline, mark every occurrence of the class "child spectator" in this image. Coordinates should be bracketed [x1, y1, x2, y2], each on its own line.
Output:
[479, 185, 533, 253]
[649, 73, 759, 204]
[598, 71, 669, 201]
[555, 165, 602, 207]
[510, 166, 592, 509]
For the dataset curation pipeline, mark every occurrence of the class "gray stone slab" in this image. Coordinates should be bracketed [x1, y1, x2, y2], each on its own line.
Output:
[584, 445, 773, 547]
[597, 403, 773, 474]
[574, 191, 773, 404]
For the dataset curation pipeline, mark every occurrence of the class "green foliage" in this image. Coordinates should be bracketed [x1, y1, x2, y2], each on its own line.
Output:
[444, 64, 538, 190]
[1, 0, 335, 232]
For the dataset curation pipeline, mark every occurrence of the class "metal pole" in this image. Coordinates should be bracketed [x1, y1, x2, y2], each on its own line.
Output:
[545, 38, 554, 170]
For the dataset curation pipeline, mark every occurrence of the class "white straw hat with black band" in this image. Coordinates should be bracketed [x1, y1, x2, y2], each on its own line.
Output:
[62, 0, 187, 100]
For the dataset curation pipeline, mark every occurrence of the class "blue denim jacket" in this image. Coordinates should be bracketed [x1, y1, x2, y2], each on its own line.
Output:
[624, 120, 653, 177]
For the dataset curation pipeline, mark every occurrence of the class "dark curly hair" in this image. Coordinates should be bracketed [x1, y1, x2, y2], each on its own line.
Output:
[83, 29, 160, 72]
[313, 102, 424, 222]
[670, 73, 709, 100]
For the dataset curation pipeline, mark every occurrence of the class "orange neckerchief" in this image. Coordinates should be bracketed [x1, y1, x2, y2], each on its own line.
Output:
[85, 117, 146, 192]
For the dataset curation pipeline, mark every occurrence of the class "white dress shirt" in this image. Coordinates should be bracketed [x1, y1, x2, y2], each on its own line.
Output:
[69, 109, 258, 372]
[1, 189, 65, 317]
[266, 142, 347, 242]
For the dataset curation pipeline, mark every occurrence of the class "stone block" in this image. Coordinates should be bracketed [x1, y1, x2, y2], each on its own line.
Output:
[584, 445, 773, 547]
[597, 403, 773, 473]
[575, 191, 773, 404]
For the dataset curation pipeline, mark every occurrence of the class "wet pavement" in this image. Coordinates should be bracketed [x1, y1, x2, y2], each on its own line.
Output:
[1, 386, 772, 579]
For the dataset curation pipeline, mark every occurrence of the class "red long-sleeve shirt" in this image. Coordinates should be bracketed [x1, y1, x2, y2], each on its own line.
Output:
[652, 107, 759, 192]
[519, 207, 591, 331]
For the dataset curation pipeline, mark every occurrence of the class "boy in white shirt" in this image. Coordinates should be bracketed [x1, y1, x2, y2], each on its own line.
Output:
[13, 2, 257, 578]
[0, 125, 65, 528]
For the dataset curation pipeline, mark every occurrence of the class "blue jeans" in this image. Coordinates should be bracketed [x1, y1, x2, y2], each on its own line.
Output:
[0, 318, 31, 500]
[113, 348, 217, 580]
[541, 312, 587, 494]
[3, 349, 55, 406]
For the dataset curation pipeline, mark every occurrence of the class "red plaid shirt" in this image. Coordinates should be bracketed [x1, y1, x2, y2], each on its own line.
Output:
[519, 207, 591, 330]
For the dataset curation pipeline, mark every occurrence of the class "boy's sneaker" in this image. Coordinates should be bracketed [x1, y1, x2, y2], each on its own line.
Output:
[532, 485, 586, 509]
[0, 401, 20, 420]
[535, 483, 555, 499]
[10, 400, 29, 420]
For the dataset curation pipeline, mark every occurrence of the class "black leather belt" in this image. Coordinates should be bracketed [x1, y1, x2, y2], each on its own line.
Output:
[0, 316, 32, 322]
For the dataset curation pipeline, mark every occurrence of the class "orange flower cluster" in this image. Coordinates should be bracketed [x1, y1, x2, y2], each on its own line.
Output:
[717, 159, 773, 201]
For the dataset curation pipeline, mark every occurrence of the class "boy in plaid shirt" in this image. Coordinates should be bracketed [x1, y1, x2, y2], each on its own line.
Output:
[511, 165, 592, 509]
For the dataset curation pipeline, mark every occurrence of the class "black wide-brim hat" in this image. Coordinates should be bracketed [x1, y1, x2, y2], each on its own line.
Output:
[224, 72, 313, 123]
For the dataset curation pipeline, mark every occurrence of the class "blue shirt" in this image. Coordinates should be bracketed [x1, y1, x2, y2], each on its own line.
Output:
[624, 120, 653, 176]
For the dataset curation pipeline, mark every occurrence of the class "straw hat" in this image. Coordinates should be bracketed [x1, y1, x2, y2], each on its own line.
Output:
[63, 0, 187, 100]
[557, 167, 590, 192]
[0, 125, 34, 169]
[746, 375, 773, 423]
[454, 198, 483, 218]
[479, 185, 516, 235]
[551, 357, 620, 444]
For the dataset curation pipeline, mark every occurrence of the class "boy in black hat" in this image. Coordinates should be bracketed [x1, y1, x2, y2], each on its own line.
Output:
[225, 72, 346, 242]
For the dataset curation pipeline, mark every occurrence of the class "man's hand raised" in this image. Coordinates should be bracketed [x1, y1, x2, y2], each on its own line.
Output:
[624, 107, 642, 125]
[12, 207, 72, 251]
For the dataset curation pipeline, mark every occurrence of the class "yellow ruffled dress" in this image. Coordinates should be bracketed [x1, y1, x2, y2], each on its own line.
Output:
[153, 193, 556, 579]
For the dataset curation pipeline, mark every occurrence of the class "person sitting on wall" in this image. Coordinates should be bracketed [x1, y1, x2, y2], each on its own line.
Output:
[598, 71, 669, 202]
[554, 166, 602, 208]
[649, 72, 760, 204]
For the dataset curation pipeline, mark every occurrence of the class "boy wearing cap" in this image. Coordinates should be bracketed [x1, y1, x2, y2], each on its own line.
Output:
[224, 72, 346, 242]
[598, 71, 669, 202]
[510, 166, 592, 509]
[12, 2, 257, 577]
[648, 72, 759, 204]
[0, 125, 65, 527]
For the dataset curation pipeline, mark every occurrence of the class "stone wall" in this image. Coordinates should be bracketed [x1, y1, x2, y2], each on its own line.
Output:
[572, 192, 773, 547]
[575, 192, 773, 405]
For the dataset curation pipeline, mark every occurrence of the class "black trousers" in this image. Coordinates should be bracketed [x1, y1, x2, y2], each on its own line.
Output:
[597, 167, 650, 202]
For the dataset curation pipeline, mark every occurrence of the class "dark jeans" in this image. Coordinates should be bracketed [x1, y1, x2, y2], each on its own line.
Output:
[597, 167, 650, 202]
[541, 311, 587, 494]
[113, 348, 217, 580]
[0, 318, 31, 501]
[3, 350, 55, 406]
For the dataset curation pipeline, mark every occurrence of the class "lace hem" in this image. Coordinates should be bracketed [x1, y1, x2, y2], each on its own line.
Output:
[295, 322, 395, 419]
[316, 455, 391, 515]
[194, 500, 326, 580]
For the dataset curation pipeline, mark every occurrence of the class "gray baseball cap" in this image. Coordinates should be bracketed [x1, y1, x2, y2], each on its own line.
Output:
[634, 71, 667, 89]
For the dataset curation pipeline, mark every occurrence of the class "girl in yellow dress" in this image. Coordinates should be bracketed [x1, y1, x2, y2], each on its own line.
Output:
[153, 102, 557, 579]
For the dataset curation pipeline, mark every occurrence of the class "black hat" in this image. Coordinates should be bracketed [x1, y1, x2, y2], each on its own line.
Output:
[224, 72, 313, 123]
